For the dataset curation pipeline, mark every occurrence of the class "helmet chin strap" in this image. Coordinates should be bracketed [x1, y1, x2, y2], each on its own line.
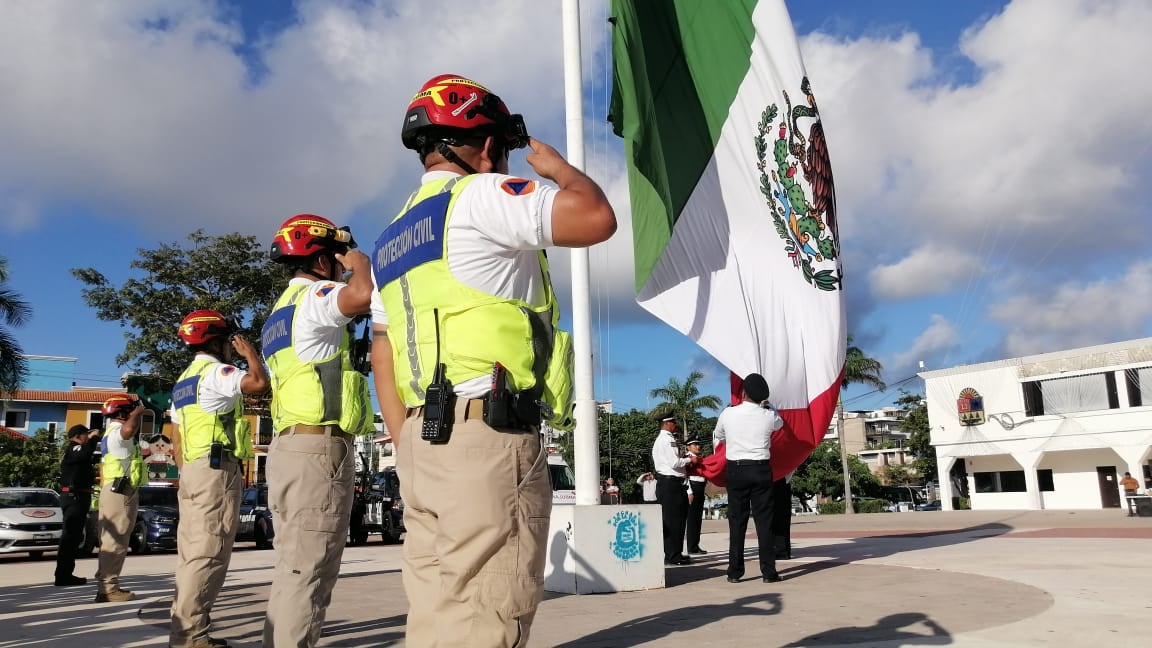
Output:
[436, 141, 479, 175]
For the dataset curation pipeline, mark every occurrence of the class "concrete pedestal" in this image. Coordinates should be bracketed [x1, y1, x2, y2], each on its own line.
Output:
[543, 504, 665, 594]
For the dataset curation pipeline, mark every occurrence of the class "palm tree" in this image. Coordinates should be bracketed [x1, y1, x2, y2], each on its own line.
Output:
[649, 370, 723, 441]
[0, 258, 31, 395]
[837, 335, 886, 513]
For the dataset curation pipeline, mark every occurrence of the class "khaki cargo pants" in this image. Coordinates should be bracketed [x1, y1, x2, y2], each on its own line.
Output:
[95, 482, 139, 594]
[170, 456, 242, 647]
[262, 428, 354, 647]
[398, 398, 553, 648]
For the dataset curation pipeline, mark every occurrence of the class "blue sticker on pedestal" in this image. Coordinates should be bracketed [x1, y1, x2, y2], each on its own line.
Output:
[608, 510, 645, 562]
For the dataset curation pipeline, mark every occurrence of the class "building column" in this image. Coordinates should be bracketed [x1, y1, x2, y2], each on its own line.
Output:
[1014, 451, 1044, 510]
[1117, 445, 1151, 490]
[937, 456, 957, 511]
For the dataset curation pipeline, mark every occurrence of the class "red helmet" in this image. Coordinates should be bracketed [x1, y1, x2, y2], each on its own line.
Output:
[101, 394, 138, 418]
[270, 214, 356, 263]
[178, 310, 234, 346]
[401, 74, 529, 152]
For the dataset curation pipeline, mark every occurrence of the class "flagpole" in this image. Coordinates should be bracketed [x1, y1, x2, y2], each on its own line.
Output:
[562, 0, 601, 507]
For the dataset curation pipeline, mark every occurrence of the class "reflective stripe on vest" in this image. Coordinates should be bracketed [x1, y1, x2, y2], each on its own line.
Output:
[371, 175, 574, 429]
[261, 283, 374, 435]
[172, 358, 253, 462]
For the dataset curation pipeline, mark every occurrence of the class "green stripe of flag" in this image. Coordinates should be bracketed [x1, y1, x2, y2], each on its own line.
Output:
[609, 0, 758, 291]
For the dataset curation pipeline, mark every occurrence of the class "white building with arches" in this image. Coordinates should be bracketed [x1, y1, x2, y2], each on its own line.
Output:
[920, 338, 1152, 511]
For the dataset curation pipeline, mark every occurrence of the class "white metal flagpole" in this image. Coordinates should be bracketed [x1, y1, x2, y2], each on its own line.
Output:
[561, 0, 601, 507]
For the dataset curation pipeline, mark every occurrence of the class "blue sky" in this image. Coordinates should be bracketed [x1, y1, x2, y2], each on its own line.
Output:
[5, 0, 1152, 417]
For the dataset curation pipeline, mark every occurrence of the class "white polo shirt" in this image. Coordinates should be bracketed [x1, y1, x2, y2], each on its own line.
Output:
[284, 277, 354, 362]
[371, 170, 558, 399]
[712, 401, 784, 461]
[170, 354, 247, 424]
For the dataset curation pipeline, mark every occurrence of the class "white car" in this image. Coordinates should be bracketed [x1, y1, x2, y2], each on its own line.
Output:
[0, 488, 64, 558]
[547, 454, 576, 505]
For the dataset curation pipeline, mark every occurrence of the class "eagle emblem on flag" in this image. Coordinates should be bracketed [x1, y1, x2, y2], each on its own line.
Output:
[755, 76, 841, 292]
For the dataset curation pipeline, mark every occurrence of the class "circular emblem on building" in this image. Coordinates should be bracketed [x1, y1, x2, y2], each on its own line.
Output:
[957, 387, 986, 426]
[608, 510, 645, 562]
[21, 509, 55, 519]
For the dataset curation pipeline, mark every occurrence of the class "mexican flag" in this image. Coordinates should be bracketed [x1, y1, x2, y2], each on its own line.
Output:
[610, 0, 846, 477]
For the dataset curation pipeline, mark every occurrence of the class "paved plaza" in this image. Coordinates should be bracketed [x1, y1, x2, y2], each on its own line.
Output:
[1, 509, 1148, 647]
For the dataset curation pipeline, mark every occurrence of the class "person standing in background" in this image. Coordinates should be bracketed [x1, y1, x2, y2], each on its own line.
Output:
[54, 424, 101, 587]
[651, 414, 697, 565]
[713, 373, 783, 584]
[683, 439, 708, 554]
[94, 394, 147, 603]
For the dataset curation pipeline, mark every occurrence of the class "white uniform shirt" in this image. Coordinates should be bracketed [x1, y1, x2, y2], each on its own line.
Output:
[285, 277, 354, 362]
[371, 170, 558, 399]
[637, 476, 658, 502]
[686, 451, 706, 482]
[712, 401, 784, 461]
[651, 429, 690, 478]
[101, 420, 136, 460]
[170, 354, 247, 424]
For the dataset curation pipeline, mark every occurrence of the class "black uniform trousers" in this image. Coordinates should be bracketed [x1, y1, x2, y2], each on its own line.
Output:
[54, 492, 91, 579]
[771, 478, 792, 559]
[685, 478, 707, 551]
[655, 474, 688, 561]
[725, 461, 775, 579]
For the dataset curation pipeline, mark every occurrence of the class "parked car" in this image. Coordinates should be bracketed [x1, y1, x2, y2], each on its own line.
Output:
[0, 488, 63, 559]
[916, 499, 943, 511]
[349, 468, 404, 545]
[82, 484, 180, 555]
[236, 484, 274, 549]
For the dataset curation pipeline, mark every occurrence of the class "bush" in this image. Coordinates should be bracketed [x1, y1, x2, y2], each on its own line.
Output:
[817, 501, 844, 514]
[957, 497, 971, 510]
[816, 499, 889, 515]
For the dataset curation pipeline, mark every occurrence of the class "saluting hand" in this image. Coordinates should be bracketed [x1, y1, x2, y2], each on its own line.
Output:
[335, 250, 370, 276]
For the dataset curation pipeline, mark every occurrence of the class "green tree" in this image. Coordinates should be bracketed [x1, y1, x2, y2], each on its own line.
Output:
[0, 429, 63, 488]
[555, 408, 720, 502]
[836, 335, 887, 513]
[792, 441, 880, 501]
[879, 464, 912, 486]
[844, 335, 886, 391]
[0, 257, 31, 395]
[896, 390, 935, 481]
[72, 230, 289, 384]
[648, 371, 723, 441]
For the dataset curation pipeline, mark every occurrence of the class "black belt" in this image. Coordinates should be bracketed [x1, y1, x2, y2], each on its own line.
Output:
[655, 474, 685, 480]
[730, 459, 770, 466]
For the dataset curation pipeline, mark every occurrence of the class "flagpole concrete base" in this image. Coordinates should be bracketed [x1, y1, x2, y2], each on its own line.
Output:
[543, 504, 666, 594]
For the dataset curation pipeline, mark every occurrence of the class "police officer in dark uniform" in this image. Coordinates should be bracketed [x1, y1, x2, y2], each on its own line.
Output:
[54, 424, 101, 586]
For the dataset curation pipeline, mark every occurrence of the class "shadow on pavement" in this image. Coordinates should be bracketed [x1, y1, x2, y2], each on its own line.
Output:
[556, 593, 781, 647]
[782, 612, 952, 646]
[779, 522, 1013, 581]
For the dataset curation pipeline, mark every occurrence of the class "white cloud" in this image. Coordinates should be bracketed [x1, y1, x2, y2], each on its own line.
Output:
[802, 0, 1152, 278]
[0, 0, 596, 234]
[870, 245, 983, 300]
[6, 0, 1152, 360]
[893, 314, 961, 370]
[988, 260, 1152, 357]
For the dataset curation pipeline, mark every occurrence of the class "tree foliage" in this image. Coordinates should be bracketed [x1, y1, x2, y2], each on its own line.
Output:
[648, 370, 723, 441]
[896, 389, 936, 481]
[555, 407, 719, 503]
[792, 441, 881, 500]
[71, 230, 289, 384]
[0, 429, 63, 488]
[0, 257, 31, 394]
[844, 335, 886, 391]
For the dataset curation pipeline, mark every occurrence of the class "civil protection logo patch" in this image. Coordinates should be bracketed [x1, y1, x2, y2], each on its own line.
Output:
[500, 178, 536, 196]
[608, 510, 644, 562]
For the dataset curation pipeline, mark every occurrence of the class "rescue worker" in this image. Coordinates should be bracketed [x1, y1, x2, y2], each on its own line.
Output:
[169, 310, 269, 648]
[370, 74, 616, 647]
[94, 393, 146, 602]
[261, 215, 375, 647]
[54, 424, 101, 586]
